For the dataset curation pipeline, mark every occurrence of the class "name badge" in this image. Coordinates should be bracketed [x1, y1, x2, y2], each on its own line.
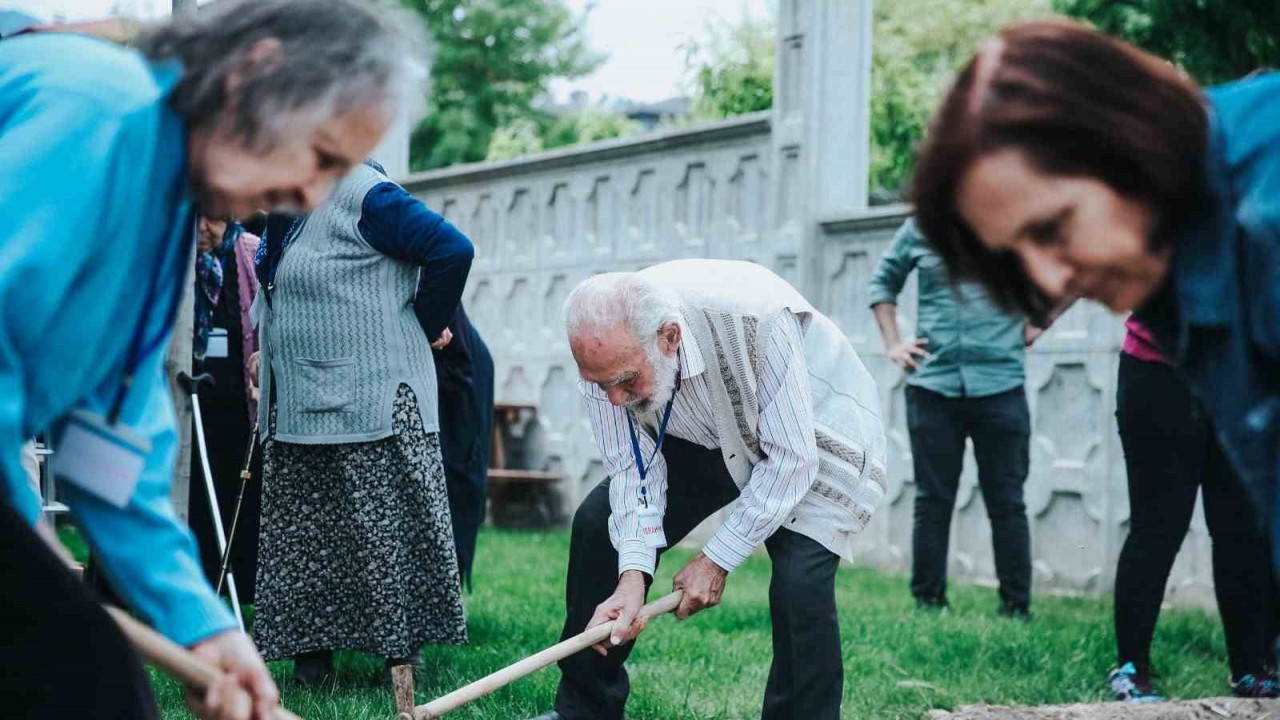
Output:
[638, 506, 667, 549]
[207, 328, 229, 359]
[50, 410, 150, 508]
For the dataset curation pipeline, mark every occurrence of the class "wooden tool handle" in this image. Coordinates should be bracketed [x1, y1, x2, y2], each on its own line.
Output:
[414, 590, 684, 720]
[105, 606, 304, 720]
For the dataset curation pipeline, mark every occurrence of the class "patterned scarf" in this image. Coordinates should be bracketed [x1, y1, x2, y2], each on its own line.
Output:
[193, 222, 242, 362]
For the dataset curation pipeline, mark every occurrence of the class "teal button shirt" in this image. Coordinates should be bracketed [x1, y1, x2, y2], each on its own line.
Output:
[868, 218, 1026, 398]
[0, 32, 236, 645]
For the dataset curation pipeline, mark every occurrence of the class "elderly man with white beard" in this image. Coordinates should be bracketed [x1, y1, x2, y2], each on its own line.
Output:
[524, 259, 888, 720]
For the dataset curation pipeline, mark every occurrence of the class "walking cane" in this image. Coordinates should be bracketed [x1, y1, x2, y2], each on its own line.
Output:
[178, 371, 245, 631]
[217, 420, 259, 595]
[104, 605, 305, 720]
[392, 591, 684, 720]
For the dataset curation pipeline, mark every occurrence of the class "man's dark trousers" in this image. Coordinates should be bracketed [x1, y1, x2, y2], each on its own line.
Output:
[907, 385, 1032, 609]
[552, 435, 843, 720]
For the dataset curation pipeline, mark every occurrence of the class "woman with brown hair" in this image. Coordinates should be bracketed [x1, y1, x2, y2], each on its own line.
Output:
[910, 18, 1280, 701]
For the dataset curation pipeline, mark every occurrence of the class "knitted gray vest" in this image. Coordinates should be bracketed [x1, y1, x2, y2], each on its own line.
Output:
[257, 164, 437, 444]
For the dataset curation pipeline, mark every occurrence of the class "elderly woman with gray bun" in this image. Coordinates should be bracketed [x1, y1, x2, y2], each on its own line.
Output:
[0, 2, 424, 719]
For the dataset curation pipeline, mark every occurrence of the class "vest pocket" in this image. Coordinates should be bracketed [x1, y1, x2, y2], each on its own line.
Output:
[293, 357, 356, 412]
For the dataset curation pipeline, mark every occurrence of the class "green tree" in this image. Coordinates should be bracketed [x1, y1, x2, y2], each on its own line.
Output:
[486, 106, 641, 162]
[485, 118, 545, 161]
[565, 106, 642, 145]
[681, 14, 775, 121]
[403, 0, 605, 170]
[677, 1, 1048, 199]
[869, 0, 1051, 200]
[1054, 0, 1280, 85]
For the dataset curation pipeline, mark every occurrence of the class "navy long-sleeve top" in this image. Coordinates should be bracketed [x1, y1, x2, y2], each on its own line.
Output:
[258, 176, 473, 343]
[359, 182, 474, 341]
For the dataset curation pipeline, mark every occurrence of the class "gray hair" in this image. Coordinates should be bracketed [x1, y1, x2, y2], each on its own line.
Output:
[564, 273, 680, 344]
[138, 0, 428, 150]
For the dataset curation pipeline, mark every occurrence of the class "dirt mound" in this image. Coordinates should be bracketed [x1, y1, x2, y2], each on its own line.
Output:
[927, 698, 1280, 719]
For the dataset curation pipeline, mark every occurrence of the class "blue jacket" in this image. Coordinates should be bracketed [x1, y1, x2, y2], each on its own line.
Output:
[0, 33, 236, 644]
[1136, 72, 1280, 563]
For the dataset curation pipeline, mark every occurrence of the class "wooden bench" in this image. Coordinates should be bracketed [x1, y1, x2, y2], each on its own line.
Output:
[487, 404, 565, 528]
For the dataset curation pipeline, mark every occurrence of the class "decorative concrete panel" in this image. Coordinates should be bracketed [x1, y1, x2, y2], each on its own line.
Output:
[398, 19, 1214, 606]
[817, 207, 1214, 607]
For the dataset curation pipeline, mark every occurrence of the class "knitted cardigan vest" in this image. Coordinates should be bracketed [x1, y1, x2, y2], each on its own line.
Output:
[257, 164, 437, 444]
[637, 259, 888, 562]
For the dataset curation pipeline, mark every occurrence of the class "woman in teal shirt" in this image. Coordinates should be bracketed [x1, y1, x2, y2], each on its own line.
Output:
[911, 21, 1280, 575]
[0, 2, 423, 718]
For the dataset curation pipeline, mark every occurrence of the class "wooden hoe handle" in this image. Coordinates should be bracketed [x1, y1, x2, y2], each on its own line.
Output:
[105, 606, 304, 720]
[401, 590, 684, 720]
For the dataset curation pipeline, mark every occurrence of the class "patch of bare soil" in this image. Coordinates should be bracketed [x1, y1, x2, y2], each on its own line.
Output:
[927, 698, 1280, 720]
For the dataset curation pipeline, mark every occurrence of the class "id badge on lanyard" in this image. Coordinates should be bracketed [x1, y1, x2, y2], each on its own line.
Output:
[637, 503, 665, 549]
[51, 409, 151, 508]
[627, 375, 679, 550]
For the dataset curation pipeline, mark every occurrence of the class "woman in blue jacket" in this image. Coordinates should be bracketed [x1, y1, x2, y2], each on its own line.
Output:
[911, 16, 1280, 696]
[0, 2, 422, 718]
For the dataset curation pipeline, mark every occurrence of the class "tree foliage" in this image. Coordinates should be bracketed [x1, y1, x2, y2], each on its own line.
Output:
[485, 118, 545, 161]
[410, 0, 1280, 182]
[403, 0, 604, 170]
[681, 14, 775, 121]
[548, 106, 642, 147]
[869, 0, 1051, 200]
[485, 106, 640, 162]
[676, 1, 1048, 199]
[1053, 0, 1280, 85]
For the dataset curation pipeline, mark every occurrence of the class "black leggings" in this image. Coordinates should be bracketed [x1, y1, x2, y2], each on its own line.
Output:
[1114, 353, 1275, 679]
[0, 502, 159, 719]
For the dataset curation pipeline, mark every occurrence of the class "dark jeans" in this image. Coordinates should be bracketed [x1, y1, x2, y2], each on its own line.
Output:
[553, 435, 843, 720]
[907, 385, 1032, 609]
[0, 502, 158, 720]
[1115, 353, 1274, 679]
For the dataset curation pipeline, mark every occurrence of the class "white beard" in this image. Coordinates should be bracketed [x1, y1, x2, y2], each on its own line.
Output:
[631, 345, 680, 424]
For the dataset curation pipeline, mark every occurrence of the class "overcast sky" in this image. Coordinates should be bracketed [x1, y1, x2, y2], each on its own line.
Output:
[10, 0, 772, 103]
[551, 0, 772, 102]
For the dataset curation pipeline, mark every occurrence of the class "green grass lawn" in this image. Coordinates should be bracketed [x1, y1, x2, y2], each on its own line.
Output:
[146, 528, 1232, 720]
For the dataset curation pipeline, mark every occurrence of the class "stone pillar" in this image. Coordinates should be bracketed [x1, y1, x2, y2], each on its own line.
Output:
[168, 0, 198, 519]
[769, 0, 873, 299]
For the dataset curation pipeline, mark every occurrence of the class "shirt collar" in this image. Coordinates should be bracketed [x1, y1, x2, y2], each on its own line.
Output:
[676, 314, 705, 380]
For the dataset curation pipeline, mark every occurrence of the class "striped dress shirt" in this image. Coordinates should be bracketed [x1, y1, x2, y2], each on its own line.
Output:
[580, 310, 819, 576]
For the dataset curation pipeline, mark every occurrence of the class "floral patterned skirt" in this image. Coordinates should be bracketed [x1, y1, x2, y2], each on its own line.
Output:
[254, 384, 467, 660]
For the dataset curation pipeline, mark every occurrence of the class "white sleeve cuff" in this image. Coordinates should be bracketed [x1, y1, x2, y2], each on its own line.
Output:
[702, 525, 758, 573]
[617, 539, 657, 577]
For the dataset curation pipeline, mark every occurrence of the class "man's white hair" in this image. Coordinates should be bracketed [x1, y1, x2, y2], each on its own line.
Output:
[564, 272, 680, 343]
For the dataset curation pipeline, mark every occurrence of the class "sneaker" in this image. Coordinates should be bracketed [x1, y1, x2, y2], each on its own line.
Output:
[1108, 662, 1163, 703]
[1231, 673, 1280, 698]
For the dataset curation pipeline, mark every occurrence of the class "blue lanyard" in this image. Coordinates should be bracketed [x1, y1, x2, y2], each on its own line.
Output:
[626, 395, 675, 485]
[624, 357, 682, 506]
[108, 216, 194, 424]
